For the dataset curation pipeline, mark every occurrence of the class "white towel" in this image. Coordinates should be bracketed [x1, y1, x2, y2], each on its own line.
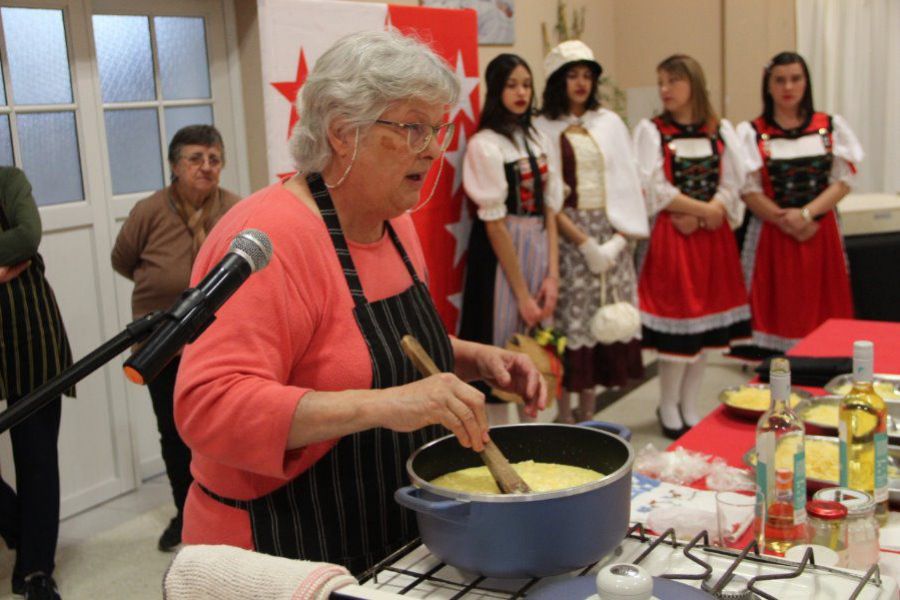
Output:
[163, 545, 358, 600]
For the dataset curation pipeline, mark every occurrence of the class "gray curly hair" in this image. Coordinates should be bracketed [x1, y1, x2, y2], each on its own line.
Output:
[289, 30, 460, 173]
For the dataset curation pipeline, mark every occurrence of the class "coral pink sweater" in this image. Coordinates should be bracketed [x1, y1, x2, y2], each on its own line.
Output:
[174, 182, 428, 548]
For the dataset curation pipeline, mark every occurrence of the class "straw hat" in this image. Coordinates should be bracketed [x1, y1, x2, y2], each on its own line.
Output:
[544, 40, 603, 80]
[491, 333, 562, 405]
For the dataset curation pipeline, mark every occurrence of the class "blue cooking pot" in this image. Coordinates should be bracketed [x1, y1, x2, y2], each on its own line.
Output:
[395, 421, 633, 578]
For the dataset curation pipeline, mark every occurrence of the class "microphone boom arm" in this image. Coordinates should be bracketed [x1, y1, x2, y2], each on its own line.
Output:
[0, 311, 167, 434]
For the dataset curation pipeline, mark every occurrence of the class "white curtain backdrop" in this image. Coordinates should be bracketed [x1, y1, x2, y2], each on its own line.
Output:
[796, 0, 900, 193]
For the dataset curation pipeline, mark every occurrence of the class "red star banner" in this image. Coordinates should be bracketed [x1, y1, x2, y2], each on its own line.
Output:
[270, 48, 308, 140]
[259, 0, 479, 334]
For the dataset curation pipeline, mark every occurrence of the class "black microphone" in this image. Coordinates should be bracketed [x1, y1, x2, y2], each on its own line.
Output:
[123, 229, 273, 385]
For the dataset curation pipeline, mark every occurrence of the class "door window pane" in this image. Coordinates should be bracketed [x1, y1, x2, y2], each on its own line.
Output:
[18, 112, 83, 206]
[0, 61, 6, 105]
[93, 15, 155, 103]
[0, 115, 12, 166]
[1, 7, 73, 105]
[154, 17, 211, 100]
[104, 109, 163, 195]
[164, 105, 213, 148]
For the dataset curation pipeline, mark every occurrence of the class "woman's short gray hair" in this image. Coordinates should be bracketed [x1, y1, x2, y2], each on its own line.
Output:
[289, 30, 460, 173]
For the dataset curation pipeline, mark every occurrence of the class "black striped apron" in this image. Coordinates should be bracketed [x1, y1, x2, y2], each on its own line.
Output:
[0, 205, 73, 400]
[200, 173, 453, 574]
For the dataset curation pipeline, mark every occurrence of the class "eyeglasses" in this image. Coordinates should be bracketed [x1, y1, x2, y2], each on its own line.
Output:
[182, 152, 223, 169]
[374, 119, 455, 153]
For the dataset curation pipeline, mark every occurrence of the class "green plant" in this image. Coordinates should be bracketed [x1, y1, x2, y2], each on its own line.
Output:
[541, 0, 585, 55]
[600, 75, 628, 125]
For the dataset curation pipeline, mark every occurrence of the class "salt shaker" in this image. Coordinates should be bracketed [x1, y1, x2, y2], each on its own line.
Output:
[813, 487, 879, 570]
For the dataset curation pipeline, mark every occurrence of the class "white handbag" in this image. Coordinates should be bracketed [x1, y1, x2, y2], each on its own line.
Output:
[589, 271, 641, 345]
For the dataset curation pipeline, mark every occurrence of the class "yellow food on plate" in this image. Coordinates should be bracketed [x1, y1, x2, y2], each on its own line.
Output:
[793, 439, 840, 482]
[834, 381, 899, 400]
[749, 439, 840, 482]
[801, 404, 839, 427]
[430, 461, 604, 494]
[724, 387, 803, 411]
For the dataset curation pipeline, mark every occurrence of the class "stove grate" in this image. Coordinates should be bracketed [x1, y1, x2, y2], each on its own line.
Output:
[353, 526, 888, 598]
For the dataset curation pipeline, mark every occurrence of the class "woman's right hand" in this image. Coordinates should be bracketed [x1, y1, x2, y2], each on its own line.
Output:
[381, 373, 489, 451]
[701, 201, 726, 230]
[670, 213, 700, 236]
[517, 295, 542, 327]
[0, 260, 30, 283]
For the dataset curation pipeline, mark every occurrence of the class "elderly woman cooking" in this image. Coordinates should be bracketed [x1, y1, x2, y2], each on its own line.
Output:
[174, 31, 546, 574]
[111, 124, 240, 552]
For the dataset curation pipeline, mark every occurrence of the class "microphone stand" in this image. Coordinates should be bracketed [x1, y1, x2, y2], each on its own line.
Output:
[0, 311, 167, 434]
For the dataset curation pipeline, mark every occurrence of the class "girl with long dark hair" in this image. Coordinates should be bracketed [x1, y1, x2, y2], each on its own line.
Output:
[737, 52, 863, 354]
[633, 54, 751, 438]
[459, 54, 562, 424]
[534, 41, 648, 423]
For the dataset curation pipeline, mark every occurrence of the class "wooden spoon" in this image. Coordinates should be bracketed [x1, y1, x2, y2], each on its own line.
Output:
[401, 335, 531, 494]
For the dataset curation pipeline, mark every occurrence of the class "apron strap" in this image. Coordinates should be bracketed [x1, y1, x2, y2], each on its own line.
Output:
[306, 172, 422, 306]
[197, 481, 251, 511]
[522, 134, 545, 213]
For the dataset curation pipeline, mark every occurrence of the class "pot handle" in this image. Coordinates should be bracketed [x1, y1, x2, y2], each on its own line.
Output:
[578, 420, 632, 441]
[395, 486, 470, 523]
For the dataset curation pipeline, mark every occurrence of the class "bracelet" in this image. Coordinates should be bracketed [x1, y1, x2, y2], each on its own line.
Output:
[801, 206, 814, 223]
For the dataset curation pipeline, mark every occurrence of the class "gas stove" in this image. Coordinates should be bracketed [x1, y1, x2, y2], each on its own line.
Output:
[333, 525, 899, 599]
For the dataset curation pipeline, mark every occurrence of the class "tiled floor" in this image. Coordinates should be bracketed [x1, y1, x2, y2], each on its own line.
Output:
[0, 353, 752, 599]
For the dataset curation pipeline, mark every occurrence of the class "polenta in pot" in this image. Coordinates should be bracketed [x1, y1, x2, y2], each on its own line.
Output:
[430, 460, 604, 494]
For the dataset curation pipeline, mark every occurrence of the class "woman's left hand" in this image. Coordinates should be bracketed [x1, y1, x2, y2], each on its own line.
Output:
[535, 276, 558, 321]
[778, 208, 808, 236]
[792, 220, 820, 243]
[473, 345, 548, 418]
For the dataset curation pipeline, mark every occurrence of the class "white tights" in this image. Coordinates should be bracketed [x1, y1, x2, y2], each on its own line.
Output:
[657, 354, 708, 428]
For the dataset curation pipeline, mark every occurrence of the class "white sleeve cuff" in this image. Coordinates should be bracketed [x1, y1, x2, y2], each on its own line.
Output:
[829, 157, 857, 188]
[477, 204, 507, 221]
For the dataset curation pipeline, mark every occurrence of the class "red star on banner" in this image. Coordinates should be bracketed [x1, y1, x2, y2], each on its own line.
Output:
[271, 48, 309, 140]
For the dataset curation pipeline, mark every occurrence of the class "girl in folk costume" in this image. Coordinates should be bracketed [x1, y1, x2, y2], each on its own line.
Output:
[633, 54, 751, 438]
[459, 54, 563, 424]
[534, 41, 648, 423]
[737, 52, 862, 355]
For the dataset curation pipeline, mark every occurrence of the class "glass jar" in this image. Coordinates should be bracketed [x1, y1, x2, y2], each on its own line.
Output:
[813, 487, 879, 570]
[805, 500, 848, 565]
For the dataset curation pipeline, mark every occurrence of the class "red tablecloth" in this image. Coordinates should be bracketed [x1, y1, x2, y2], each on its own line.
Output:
[670, 318, 900, 467]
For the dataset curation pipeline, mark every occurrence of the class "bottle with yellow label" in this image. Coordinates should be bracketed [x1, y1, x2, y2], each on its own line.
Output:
[839, 340, 889, 526]
[756, 357, 807, 553]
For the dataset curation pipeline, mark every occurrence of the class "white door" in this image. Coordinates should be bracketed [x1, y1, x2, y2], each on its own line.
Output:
[0, 0, 136, 517]
[0, 0, 247, 517]
[89, 0, 243, 483]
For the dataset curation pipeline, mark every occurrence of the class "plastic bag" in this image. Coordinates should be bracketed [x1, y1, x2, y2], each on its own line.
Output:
[634, 444, 712, 485]
[646, 505, 718, 540]
[705, 458, 755, 492]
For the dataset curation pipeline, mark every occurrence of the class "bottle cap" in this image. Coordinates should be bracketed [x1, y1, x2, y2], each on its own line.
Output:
[813, 487, 875, 516]
[806, 500, 847, 520]
[854, 340, 874, 361]
[853, 341, 874, 383]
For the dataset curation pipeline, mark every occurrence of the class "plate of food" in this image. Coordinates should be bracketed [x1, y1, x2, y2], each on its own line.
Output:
[719, 384, 812, 420]
[824, 374, 900, 400]
[792, 395, 841, 434]
[743, 436, 900, 501]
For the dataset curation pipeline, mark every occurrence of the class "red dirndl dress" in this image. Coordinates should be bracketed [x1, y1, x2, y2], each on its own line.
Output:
[638, 118, 751, 361]
[741, 113, 854, 352]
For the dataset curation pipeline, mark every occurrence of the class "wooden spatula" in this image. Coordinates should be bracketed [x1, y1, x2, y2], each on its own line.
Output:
[401, 335, 531, 494]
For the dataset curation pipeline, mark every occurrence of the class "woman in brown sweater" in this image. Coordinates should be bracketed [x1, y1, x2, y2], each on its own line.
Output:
[111, 124, 240, 552]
